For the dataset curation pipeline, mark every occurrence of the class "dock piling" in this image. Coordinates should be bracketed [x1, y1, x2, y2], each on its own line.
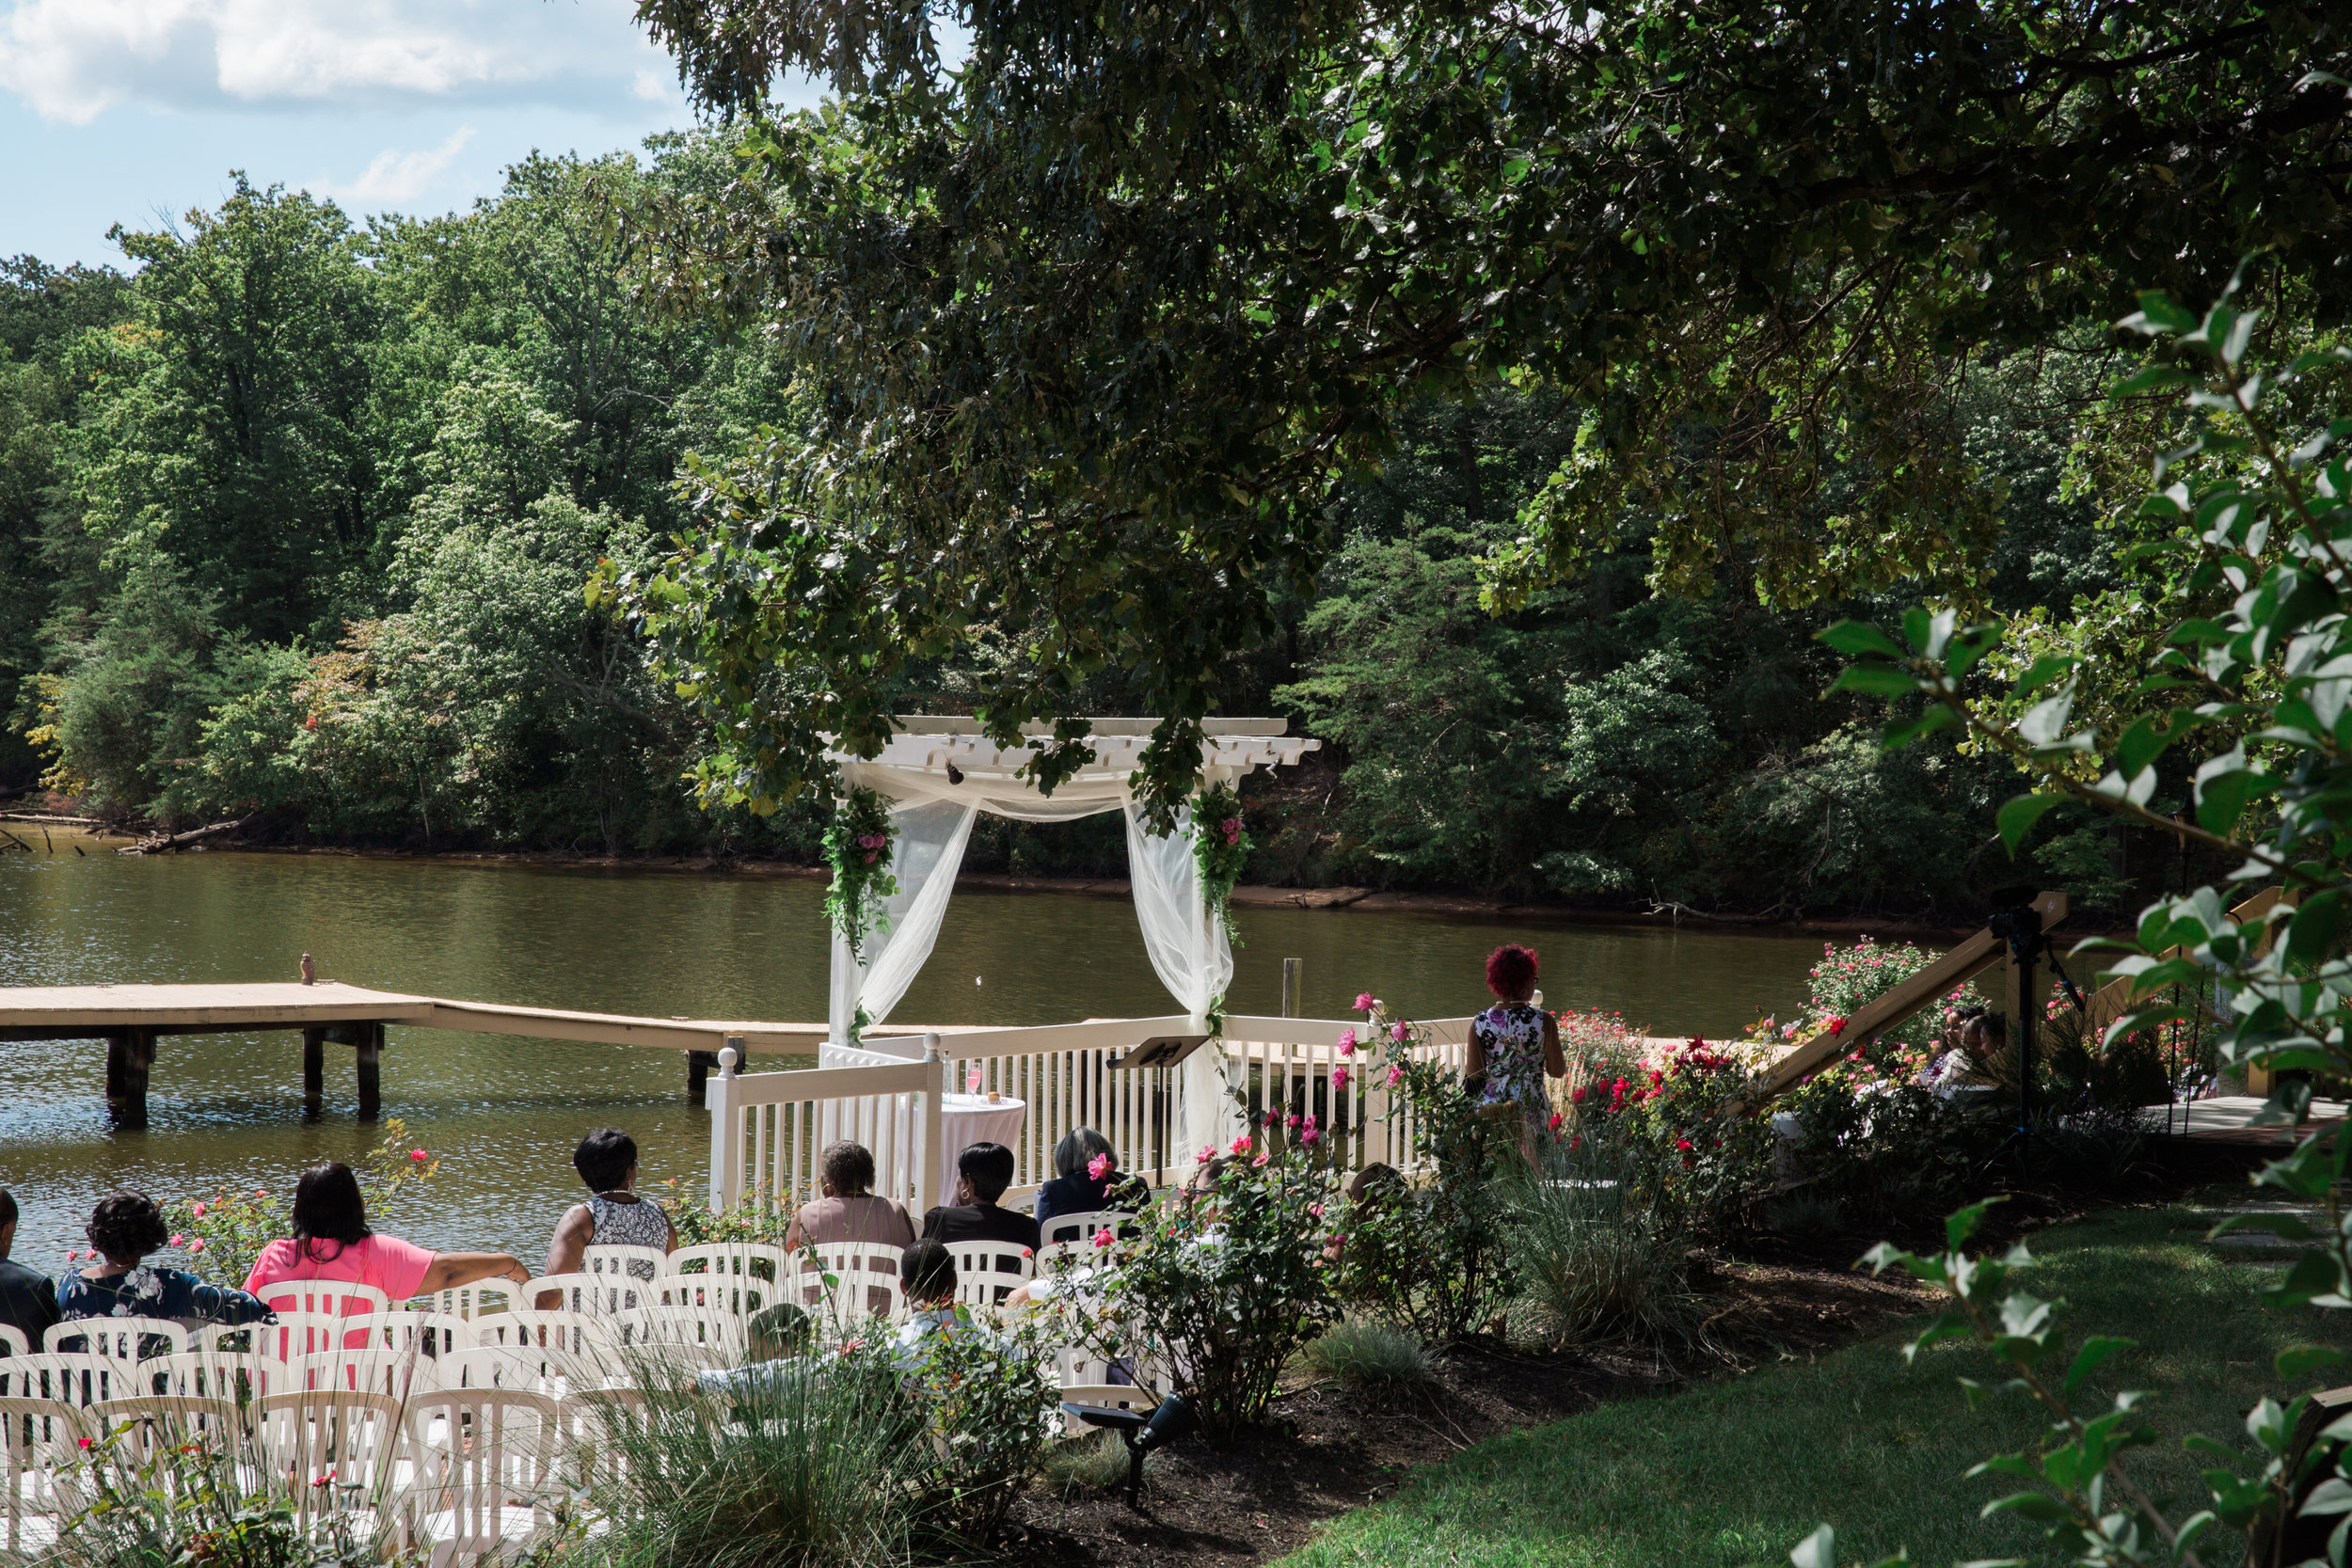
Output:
[355, 1022, 382, 1119]
[687, 1048, 719, 1102]
[301, 1028, 325, 1114]
[105, 1027, 155, 1129]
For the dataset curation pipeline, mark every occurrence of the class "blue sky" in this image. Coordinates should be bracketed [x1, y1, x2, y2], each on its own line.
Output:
[0, 0, 816, 268]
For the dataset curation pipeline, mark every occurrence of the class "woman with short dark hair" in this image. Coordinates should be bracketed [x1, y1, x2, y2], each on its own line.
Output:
[246, 1163, 530, 1312]
[544, 1127, 676, 1291]
[783, 1140, 915, 1252]
[57, 1191, 275, 1345]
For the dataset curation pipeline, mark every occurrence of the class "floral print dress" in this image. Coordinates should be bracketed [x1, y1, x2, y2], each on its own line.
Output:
[55, 1264, 274, 1354]
[1472, 1002, 1553, 1135]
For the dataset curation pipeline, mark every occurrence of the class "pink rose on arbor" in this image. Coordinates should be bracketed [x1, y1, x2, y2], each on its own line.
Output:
[1221, 816, 1242, 846]
[1390, 1022, 1409, 1042]
[1354, 992, 1374, 1011]
[1336, 1028, 1357, 1053]
[1087, 1152, 1112, 1182]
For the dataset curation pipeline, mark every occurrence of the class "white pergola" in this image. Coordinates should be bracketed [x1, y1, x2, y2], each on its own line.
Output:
[823, 717, 1319, 1160]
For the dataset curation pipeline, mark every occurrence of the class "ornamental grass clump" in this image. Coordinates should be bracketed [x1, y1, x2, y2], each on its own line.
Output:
[1502, 1132, 1713, 1354]
[1301, 1318, 1433, 1386]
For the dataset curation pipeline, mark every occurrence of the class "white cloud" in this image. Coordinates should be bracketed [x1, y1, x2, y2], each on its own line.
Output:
[0, 0, 674, 125]
[320, 125, 476, 207]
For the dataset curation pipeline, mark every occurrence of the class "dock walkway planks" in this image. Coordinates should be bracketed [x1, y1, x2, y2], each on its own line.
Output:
[0, 980, 854, 1129]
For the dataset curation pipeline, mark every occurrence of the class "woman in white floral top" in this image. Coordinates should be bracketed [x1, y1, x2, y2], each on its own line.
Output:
[1467, 943, 1568, 1158]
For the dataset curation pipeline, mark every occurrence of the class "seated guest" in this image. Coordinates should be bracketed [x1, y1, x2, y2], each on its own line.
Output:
[544, 1127, 676, 1282]
[249, 1164, 530, 1329]
[784, 1141, 916, 1252]
[0, 1187, 60, 1349]
[1033, 1128, 1149, 1227]
[921, 1143, 1041, 1254]
[59, 1192, 275, 1349]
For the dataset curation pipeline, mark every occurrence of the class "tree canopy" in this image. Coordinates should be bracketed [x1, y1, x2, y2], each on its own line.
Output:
[614, 0, 2352, 818]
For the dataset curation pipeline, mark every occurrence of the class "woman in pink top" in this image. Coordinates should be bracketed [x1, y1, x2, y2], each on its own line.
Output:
[245, 1163, 531, 1321]
[784, 1141, 915, 1251]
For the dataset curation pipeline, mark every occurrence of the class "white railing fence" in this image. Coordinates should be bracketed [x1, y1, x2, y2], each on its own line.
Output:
[705, 1014, 1479, 1215]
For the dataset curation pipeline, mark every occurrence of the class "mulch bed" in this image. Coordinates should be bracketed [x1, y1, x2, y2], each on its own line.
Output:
[999, 1257, 1940, 1568]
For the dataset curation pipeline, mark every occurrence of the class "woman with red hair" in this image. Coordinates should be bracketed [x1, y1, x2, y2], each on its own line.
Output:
[1469, 943, 1566, 1156]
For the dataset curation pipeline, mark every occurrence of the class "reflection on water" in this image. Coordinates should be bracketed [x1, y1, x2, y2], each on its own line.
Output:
[0, 842, 1825, 1276]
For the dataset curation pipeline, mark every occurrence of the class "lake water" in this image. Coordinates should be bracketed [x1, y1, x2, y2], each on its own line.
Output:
[0, 836, 1831, 1277]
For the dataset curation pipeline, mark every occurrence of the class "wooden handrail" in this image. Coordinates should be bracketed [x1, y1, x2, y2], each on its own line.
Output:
[1755, 891, 2070, 1104]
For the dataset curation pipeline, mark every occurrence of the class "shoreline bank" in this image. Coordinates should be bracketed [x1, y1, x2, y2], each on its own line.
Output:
[5, 818, 2063, 942]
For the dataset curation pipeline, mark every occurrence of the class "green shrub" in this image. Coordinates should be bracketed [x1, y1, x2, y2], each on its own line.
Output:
[1051, 1132, 1341, 1438]
[1302, 1319, 1433, 1386]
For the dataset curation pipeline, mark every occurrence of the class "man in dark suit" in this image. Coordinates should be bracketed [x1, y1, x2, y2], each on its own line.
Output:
[0, 1188, 59, 1350]
[920, 1143, 1042, 1253]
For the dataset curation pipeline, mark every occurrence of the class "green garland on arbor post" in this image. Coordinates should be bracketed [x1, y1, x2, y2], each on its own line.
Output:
[823, 786, 898, 966]
[1192, 781, 1249, 951]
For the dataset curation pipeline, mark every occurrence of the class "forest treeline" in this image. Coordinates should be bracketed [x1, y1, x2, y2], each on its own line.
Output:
[0, 135, 2185, 918]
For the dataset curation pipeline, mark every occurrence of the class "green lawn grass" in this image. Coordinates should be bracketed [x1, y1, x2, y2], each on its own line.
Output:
[1279, 1202, 2352, 1567]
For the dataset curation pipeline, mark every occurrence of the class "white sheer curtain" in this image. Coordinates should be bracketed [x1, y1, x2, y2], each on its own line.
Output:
[826, 798, 980, 1053]
[1124, 800, 1239, 1164]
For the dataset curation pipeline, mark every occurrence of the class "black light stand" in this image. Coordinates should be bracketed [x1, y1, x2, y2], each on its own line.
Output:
[1986, 899, 2045, 1138]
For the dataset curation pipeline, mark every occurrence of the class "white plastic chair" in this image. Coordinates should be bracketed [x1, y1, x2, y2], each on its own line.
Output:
[538, 1245, 666, 1315]
[293, 1347, 426, 1401]
[0, 1394, 89, 1554]
[0, 1324, 26, 1357]
[44, 1316, 189, 1360]
[254, 1387, 405, 1535]
[89, 1393, 246, 1462]
[403, 1284, 508, 1322]
[660, 1242, 789, 1315]
[403, 1386, 560, 1567]
[255, 1310, 363, 1364]
[946, 1240, 1035, 1308]
[612, 1305, 743, 1372]
[552, 1386, 650, 1493]
[253, 1281, 389, 1319]
[150, 1347, 264, 1403]
[1041, 1210, 1142, 1263]
[417, 1346, 547, 1396]
[803, 1242, 907, 1327]
[8, 1352, 138, 1408]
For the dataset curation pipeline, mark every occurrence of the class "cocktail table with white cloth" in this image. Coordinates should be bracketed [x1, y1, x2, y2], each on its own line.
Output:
[937, 1094, 1027, 1208]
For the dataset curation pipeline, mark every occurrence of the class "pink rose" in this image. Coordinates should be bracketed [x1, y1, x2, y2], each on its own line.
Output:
[1093, 1228, 1115, 1249]
[1301, 1127, 1321, 1147]
[1332, 1067, 1350, 1089]
[1088, 1152, 1112, 1182]
[191, 1202, 207, 1218]
[1336, 1028, 1357, 1053]
[1230, 1134, 1252, 1155]
[1390, 1022, 1409, 1042]
[1195, 1148, 1214, 1164]
[255, 1189, 267, 1199]
[168, 1234, 183, 1247]
[189, 1240, 205, 1252]
[1303, 1113, 1317, 1130]
[1307, 1203, 1324, 1218]
[1386, 1065, 1404, 1087]
[1354, 992, 1374, 1010]
[1288, 1113, 1301, 1129]
[1252, 1152, 1270, 1167]
[409, 1148, 427, 1161]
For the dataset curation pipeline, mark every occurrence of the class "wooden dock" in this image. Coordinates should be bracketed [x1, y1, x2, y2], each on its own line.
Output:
[0, 982, 857, 1129]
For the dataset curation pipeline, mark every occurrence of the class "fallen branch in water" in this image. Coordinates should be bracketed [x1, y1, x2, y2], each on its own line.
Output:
[117, 816, 252, 855]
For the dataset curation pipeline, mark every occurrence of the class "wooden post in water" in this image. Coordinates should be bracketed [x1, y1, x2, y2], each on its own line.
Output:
[1280, 958, 1301, 1019]
[105, 1028, 155, 1129]
[355, 1022, 382, 1119]
[687, 1048, 718, 1102]
[301, 1028, 325, 1115]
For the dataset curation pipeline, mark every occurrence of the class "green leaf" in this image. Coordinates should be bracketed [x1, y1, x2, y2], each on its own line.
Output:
[1995, 794, 2064, 856]
[1982, 1491, 2074, 1524]
[2012, 656, 2076, 697]
[1831, 665, 1922, 698]
[1817, 621, 1906, 660]
[2107, 364, 2193, 399]
[2062, 1337, 2135, 1396]
[2285, 891, 2344, 966]
[2276, 1344, 2349, 1380]
[2123, 293, 2199, 334]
